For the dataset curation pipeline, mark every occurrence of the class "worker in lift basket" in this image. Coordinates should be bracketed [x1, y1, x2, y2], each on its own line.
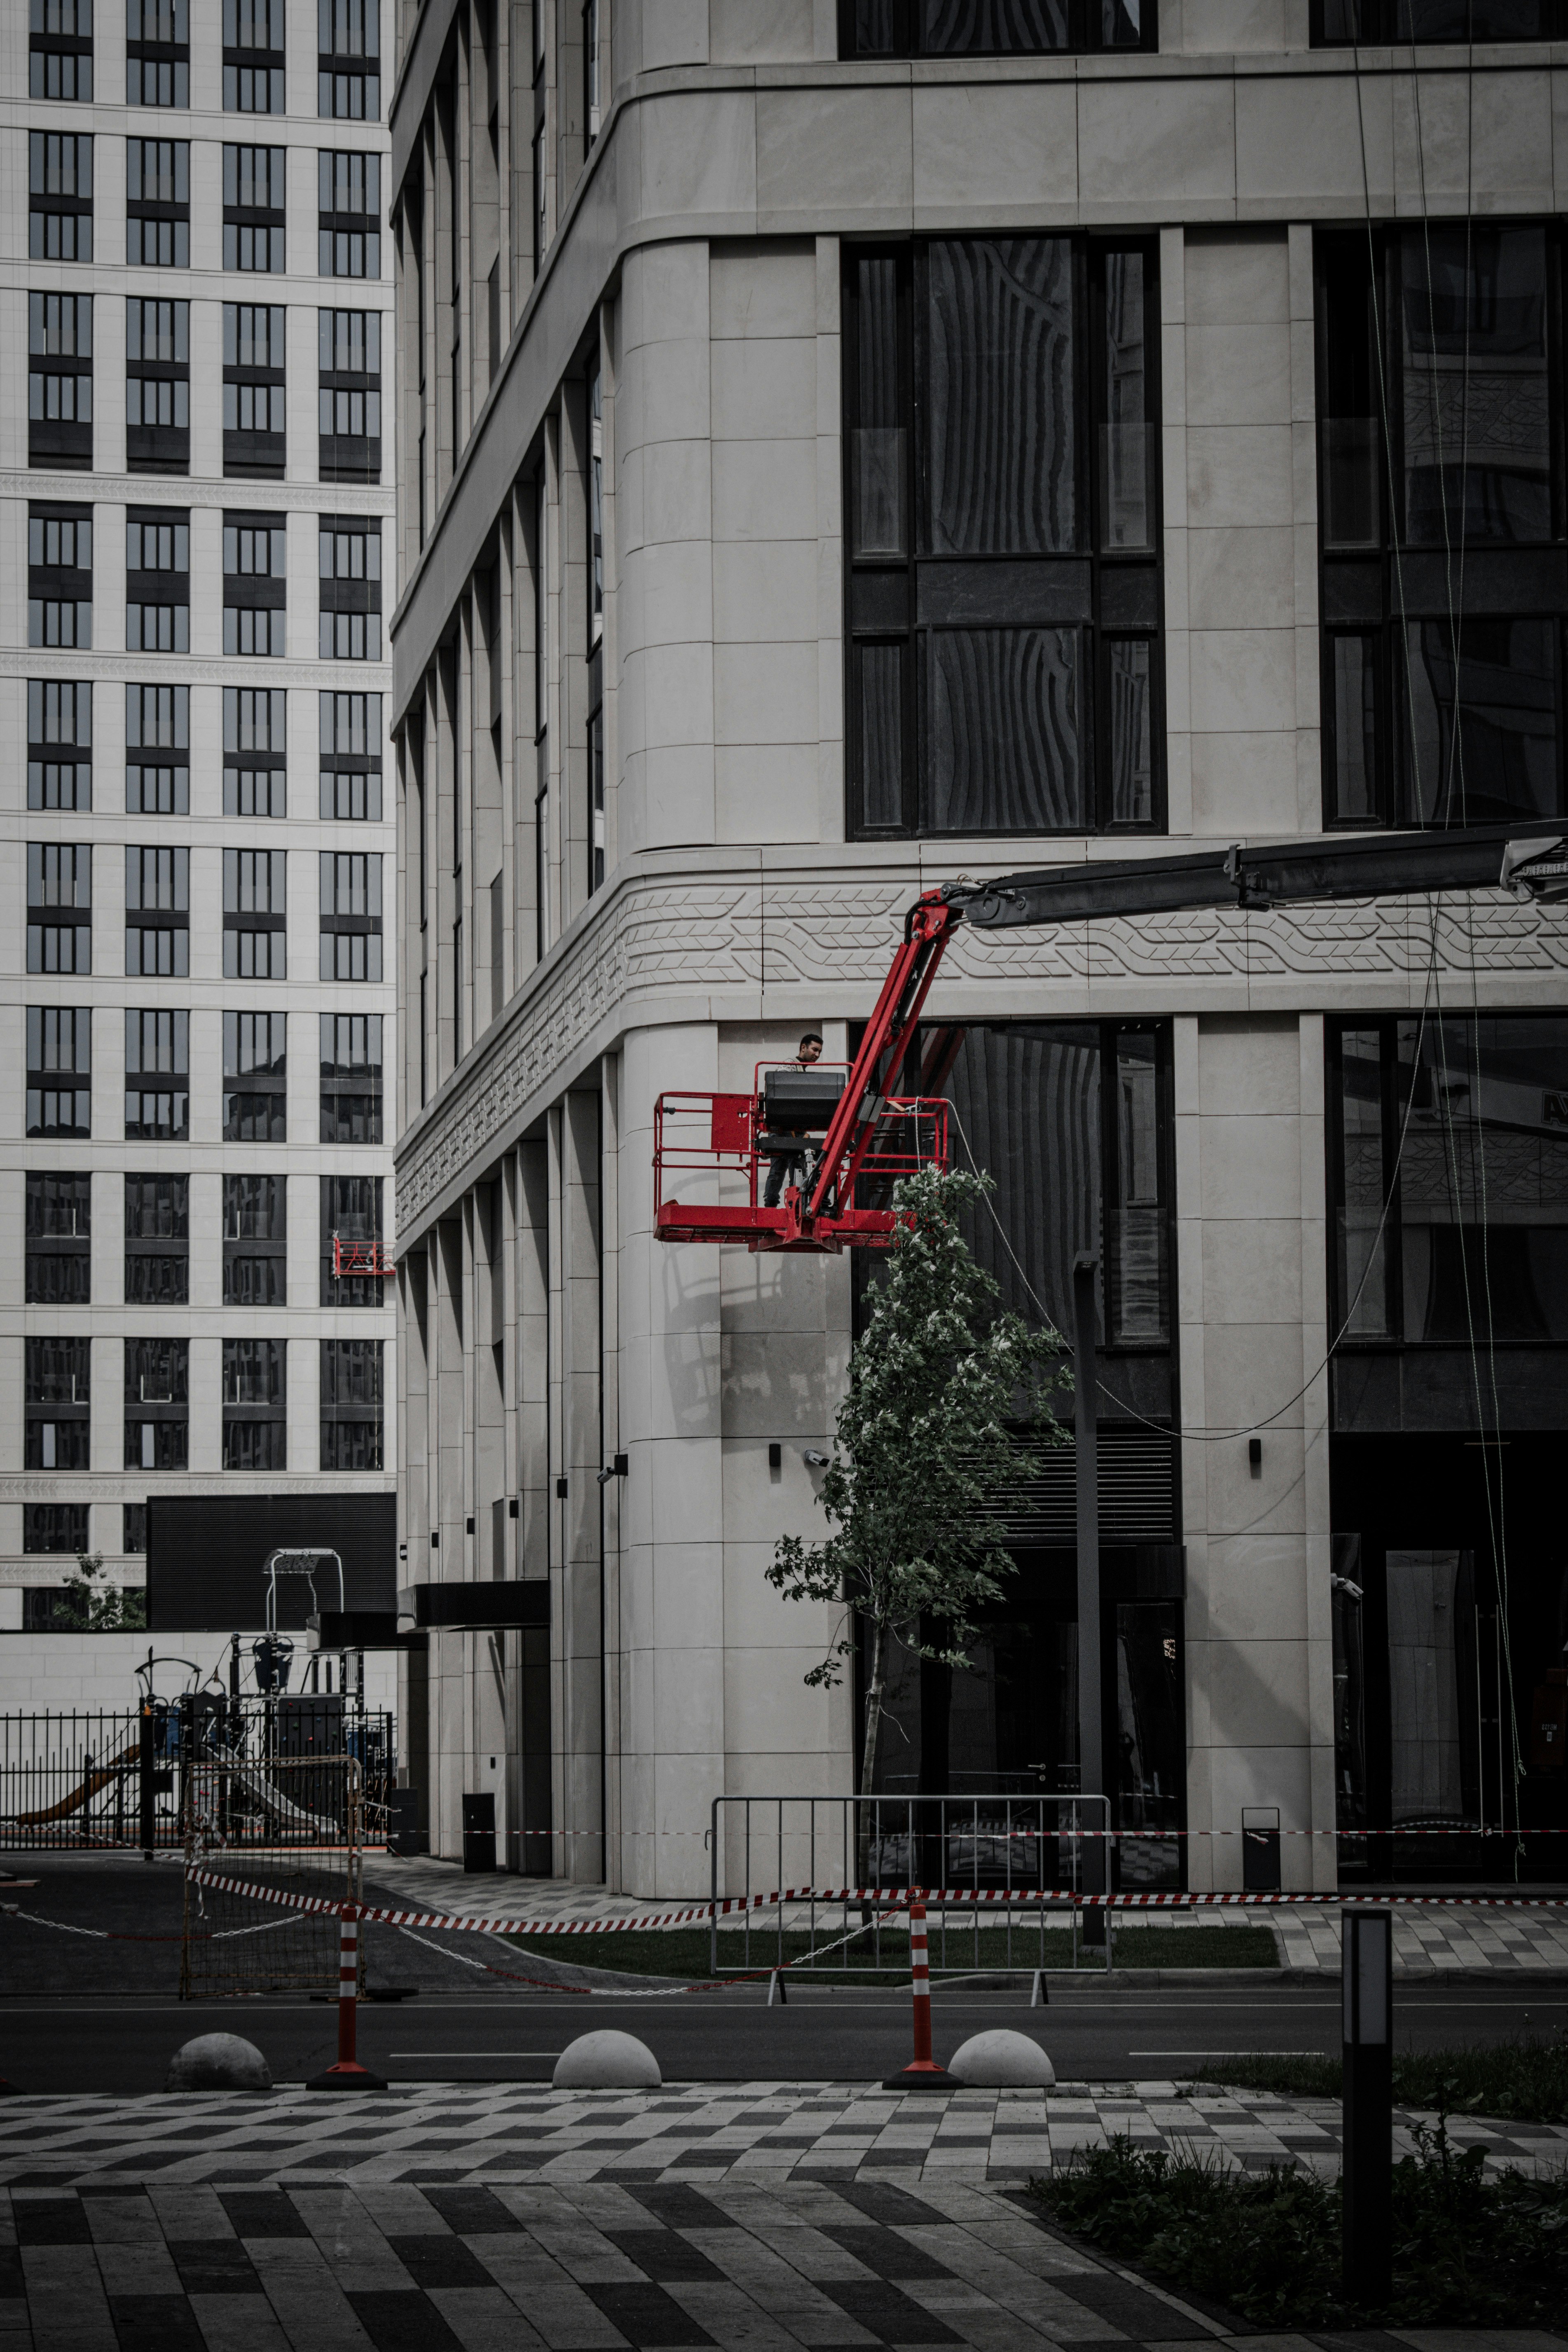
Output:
[764, 1031, 824, 1208]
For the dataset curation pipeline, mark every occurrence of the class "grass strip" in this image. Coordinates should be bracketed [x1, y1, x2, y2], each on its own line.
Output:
[500, 1923, 1278, 1978]
[1189, 2035, 1568, 2124]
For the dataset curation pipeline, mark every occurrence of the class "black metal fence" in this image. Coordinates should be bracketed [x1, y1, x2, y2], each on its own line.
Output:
[0, 1699, 393, 1850]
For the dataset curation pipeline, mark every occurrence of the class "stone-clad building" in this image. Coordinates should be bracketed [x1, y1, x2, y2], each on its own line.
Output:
[388, 1, 1568, 1895]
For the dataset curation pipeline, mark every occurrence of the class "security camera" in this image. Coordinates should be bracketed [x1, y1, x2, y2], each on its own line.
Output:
[803, 1450, 831, 1470]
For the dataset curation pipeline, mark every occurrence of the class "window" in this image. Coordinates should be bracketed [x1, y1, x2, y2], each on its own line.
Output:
[125, 1008, 188, 1140]
[318, 150, 380, 277]
[319, 519, 381, 659]
[845, 238, 1162, 839]
[126, 0, 187, 105]
[225, 0, 284, 111]
[534, 470, 549, 961]
[125, 847, 189, 976]
[126, 683, 189, 814]
[24, 1506, 91, 1556]
[30, 294, 92, 470]
[224, 849, 287, 977]
[31, 133, 93, 261]
[31, 0, 94, 100]
[320, 1012, 381, 1142]
[1318, 225, 1568, 828]
[224, 304, 286, 478]
[29, 681, 92, 812]
[583, 0, 600, 145]
[321, 1175, 383, 1304]
[586, 362, 605, 892]
[27, 1175, 91, 1306]
[224, 1175, 286, 1304]
[29, 501, 92, 649]
[126, 299, 189, 475]
[28, 844, 91, 974]
[318, 309, 381, 480]
[224, 1010, 286, 1141]
[222, 1339, 286, 1469]
[124, 1505, 147, 1555]
[1312, 1, 1567, 36]
[27, 1008, 91, 1139]
[224, 511, 288, 656]
[319, 852, 382, 978]
[321, 1338, 382, 1467]
[125, 508, 189, 654]
[840, 0, 1152, 54]
[124, 1174, 188, 1305]
[125, 1338, 187, 1472]
[224, 145, 285, 272]
[319, 0, 378, 117]
[225, 688, 286, 815]
[320, 692, 382, 818]
[26, 1341, 91, 1474]
[126, 138, 187, 266]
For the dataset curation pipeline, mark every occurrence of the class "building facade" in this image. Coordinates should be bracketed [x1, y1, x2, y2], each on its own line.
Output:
[1, 0, 397, 1640]
[390, 0, 1568, 1893]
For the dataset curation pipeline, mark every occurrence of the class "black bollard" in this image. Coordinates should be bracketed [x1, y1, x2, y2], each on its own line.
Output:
[1341, 1907, 1393, 2309]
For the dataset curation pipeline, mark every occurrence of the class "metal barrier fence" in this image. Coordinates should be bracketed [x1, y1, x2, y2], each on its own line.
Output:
[181, 1757, 364, 1998]
[0, 1701, 393, 1850]
[709, 1793, 1113, 1975]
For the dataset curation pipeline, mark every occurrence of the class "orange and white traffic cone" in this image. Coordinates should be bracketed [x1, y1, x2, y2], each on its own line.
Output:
[307, 1905, 388, 2090]
[882, 1897, 956, 2090]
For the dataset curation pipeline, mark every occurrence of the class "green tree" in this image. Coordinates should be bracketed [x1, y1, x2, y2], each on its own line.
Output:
[767, 1165, 1068, 1798]
[56, 1553, 148, 1631]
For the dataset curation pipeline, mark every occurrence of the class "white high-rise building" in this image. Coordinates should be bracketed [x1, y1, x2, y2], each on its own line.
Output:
[0, 0, 396, 1664]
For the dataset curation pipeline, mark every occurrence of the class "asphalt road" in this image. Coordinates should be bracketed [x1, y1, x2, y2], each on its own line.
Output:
[0, 1979, 1562, 2096]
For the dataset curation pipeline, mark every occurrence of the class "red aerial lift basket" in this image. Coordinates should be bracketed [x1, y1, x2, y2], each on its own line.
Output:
[332, 1234, 396, 1277]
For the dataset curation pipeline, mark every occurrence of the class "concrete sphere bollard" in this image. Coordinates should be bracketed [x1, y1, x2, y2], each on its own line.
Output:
[945, 2029, 1055, 2089]
[552, 2030, 661, 2090]
[165, 2033, 273, 2092]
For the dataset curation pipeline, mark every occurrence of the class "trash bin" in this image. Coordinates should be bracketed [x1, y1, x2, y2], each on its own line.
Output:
[462, 1790, 497, 1873]
[386, 1788, 425, 1857]
[1242, 1804, 1281, 1891]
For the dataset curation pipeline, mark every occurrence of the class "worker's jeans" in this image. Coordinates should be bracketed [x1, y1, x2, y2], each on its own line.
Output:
[763, 1150, 809, 1208]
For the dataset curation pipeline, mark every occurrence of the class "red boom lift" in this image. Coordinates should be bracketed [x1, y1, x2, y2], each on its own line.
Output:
[653, 825, 1568, 1254]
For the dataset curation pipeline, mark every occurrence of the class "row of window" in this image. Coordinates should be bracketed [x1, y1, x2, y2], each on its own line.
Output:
[25, 852, 384, 981]
[28, 1010, 383, 1143]
[28, 137, 381, 278]
[30, 685, 383, 822]
[27, 502, 383, 661]
[31, 0, 380, 113]
[835, 2, 1568, 54]
[30, 295, 381, 484]
[25, 1171, 387, 1310]
[21, 1336, 385, 1479]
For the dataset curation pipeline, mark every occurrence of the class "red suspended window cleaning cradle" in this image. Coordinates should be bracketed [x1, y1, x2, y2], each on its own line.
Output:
[331, 1234, 395, 1277]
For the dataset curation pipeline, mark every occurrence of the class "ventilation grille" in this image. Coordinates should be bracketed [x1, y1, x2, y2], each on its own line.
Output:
[1002, 1426, 1177, 1546]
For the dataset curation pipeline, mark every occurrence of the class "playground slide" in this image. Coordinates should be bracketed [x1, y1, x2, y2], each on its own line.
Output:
[194, 1741, 342, 1837]
[5, 1742, 140, 1825]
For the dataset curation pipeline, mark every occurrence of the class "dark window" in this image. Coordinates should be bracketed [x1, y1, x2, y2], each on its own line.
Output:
[839, 0, 1153, 56]
[24, 1506, 90, 1556]
[29, 679, 92, 812]
[126, 506, 189, 654]
[28, 843, 91, 974]
[124, 1504, 147, 1554]
[224, 144, 286, 272]
[124, 1174, 188, 1305]
[224, 848, 287, 978]
[224, 1009, 286, 1141]
[125, 1007, 188, 1139]
[318, 150, 380, 278]
[125, 1338, 187, 1472]
[127, 298, 189, 474]
[26, 1338, 90, 1470]
[224, 1174, 286, 1304]
[1312, 2, 1566, 36]
[225, 0, 285, 111]
[845, 238, 1162, 839]
[224, 510, 288, 656]
[125, 846, 188, 976]
[127, 0, 187, 105]
[225, 687, 286, 815]
[321, 1174, 383, 1304]
[126, 682, 188, 814]
[319, 852, 382, 979]
[587, 360, 605, 892]
[26, 1172, 90, 1305]
[319, 0, 379, 117]
[321, 1338, 382, 1467]
[126, 137, 187, 266]
[31, 0, 94, 101]
[28, 1006, 91, 1137]
[222, 1338, 286, 1468]
[31, 131, 92, 261]
[224, 303, 286, 477]
[531, 12, 545, 280]
[318, 307, 381, 480]
[533, 472, 548, 962]
[583, 0, 600, 145]
[319, 517, 381, 658]
[29, 500, 92, 650]
[321, 1012, 381, 1142]
[30, 293, 92, 469]
[1318, 223, 1568, 828]
[320, 691, 381, 819]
